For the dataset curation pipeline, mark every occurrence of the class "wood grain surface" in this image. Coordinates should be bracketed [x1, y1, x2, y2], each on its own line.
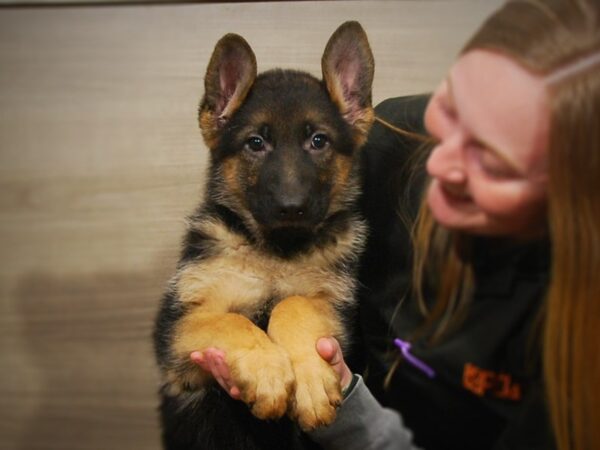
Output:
[0, 2, 502, 449]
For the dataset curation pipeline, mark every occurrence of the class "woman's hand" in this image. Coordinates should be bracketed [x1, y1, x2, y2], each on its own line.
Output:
[314, 337, 354, 392]
[190, 336, 353, 399]
[190, 348, 241, 399]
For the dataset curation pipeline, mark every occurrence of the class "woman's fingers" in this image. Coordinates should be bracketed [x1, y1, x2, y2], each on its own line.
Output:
[316, 337, 353, 389]
[190, 348, 241, 399]
[213, 352, 241, 399]
[316, 337, 341, 364]
[190, 350, 208, 369]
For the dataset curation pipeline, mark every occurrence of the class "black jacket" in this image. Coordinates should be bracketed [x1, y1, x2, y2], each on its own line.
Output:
[353, 96, 555, 450]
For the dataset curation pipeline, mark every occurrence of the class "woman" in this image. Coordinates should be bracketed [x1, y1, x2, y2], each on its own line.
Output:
[194, 0, 600, 448]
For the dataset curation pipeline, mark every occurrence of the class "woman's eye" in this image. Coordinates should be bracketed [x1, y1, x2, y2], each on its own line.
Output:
[246, 136, 265, 152]
[468, 144, 519, 179]
[311, 133, 329, 150]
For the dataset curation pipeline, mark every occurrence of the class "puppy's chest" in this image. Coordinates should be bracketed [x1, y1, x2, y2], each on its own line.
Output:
[176, 235, 353, 317]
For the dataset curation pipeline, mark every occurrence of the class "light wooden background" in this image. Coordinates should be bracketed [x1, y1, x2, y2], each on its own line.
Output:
[0, 1, 502, 449]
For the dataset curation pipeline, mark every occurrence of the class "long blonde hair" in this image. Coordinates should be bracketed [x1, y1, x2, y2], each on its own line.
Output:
[411, 1, 600, 449]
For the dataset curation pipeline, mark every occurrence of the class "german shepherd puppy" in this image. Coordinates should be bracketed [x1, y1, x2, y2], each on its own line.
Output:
[153, 21, 374, 450]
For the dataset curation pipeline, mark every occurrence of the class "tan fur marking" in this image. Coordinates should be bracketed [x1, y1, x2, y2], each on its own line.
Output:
[199, 109, 218, 149]
[222, 157, 242, 194]
[353, 106, 375, 147]
[174, 310, 268, 356]
[177, 219, 358, 313]
[268, 295, 344, 430]
[330, 153, 353, 196]
[172, 309, 295, 420]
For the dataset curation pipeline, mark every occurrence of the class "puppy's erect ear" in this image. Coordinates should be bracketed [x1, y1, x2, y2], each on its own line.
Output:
[199, 34, 257, 148]
[322, 21, 375, 145]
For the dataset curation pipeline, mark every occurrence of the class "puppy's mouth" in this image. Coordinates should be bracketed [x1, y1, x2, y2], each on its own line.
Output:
[261, 226, 316, 257]
[256, 209, 326, 233]
[267, 218, 315, 231]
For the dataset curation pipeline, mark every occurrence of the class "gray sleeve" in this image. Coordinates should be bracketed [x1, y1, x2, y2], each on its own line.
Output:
[308, 375, 421, 450]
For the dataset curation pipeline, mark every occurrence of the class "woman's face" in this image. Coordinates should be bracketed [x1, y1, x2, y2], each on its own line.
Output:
[424, 50, 550, 239]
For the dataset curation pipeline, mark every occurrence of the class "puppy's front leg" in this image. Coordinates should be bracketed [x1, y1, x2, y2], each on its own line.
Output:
[268, 295, 345, 431]
[171, 308, 295, 420]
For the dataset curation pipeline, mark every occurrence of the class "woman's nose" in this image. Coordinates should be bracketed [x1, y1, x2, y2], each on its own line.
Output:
[426, 134, 466, 184]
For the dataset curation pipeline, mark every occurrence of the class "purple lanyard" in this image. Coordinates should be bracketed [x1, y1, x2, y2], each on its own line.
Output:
[394, 338, 436, 379]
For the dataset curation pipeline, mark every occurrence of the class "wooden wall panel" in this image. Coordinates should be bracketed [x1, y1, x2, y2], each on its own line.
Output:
[0, 2, 502, 448]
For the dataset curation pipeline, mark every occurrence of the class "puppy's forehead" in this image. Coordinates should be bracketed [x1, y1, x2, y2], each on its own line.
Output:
[239, 70, 342, 130]
[242, 105, 338, 131]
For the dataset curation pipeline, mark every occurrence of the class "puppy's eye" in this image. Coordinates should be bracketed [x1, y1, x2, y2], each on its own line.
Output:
[246, 136, 265, 152]
[311, 133, 329, 150]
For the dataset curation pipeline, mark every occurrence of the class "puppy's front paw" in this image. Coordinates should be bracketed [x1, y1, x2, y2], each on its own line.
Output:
[228, 342, 295, 420]
[291, 356, 342, 431]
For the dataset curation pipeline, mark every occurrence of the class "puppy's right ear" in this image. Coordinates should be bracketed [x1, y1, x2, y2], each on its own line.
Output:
[322, 21, 374, 147]
[199, 34, 257, 148]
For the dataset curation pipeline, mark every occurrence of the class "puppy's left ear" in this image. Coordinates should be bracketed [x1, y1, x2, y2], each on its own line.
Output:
[199, 33, 257, 149]
[322, 21, 375, 145]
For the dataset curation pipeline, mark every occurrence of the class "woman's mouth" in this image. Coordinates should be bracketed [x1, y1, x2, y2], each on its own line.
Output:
[440, 183, 472, 203]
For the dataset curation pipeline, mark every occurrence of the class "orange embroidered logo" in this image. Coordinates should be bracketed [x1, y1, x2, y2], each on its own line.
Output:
[462, 362, 522, 401]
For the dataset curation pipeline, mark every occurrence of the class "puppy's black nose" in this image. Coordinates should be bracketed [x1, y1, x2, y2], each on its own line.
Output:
[277, 201, 307, 221]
